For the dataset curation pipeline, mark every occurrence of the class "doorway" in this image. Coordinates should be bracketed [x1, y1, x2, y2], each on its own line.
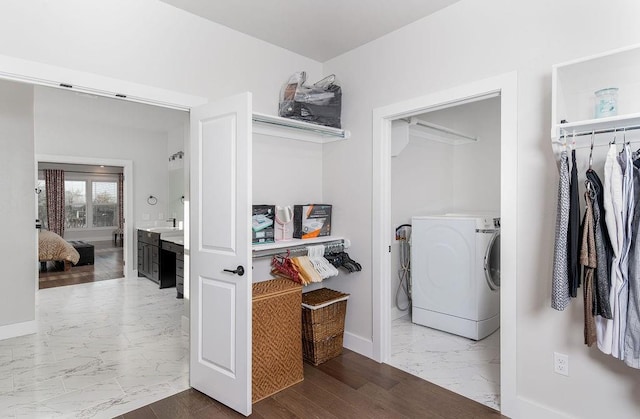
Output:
[387, 96, 501, 408]
[37, 161, 126, 289]
[372, 72, 518, 416]
[0, 57, 205, 416]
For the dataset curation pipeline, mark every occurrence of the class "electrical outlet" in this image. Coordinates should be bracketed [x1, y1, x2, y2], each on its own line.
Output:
[554, 352, 569, 376]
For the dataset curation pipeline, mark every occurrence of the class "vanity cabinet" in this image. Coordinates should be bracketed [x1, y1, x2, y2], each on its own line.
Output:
[161, 240, 183, 295]
[176, 251, 184, 298]
[137, 230, 160, 284]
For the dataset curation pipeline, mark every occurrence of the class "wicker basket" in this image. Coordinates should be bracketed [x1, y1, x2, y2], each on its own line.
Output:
[301, 288, 350, 366]
[252, 278, 303, 403]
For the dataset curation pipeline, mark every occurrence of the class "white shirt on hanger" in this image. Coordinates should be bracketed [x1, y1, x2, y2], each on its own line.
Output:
[599, 143, 622, 355]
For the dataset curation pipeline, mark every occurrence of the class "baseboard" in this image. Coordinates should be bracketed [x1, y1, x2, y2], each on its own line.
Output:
[517, 396, 572, 419]
[0, 320, 36, 341]
[343, 331, 374, 358]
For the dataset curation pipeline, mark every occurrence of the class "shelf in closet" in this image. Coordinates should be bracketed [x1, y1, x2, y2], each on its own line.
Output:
[552, 43, 640, 140]
[557, 112, 640, 137]
[252, 113, 350, 144]
[252, 236, 347, 258]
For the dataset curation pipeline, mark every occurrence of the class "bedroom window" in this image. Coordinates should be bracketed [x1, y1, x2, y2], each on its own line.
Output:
[65, 180, 87, 228]
[92, 181, 117, 227]
[38, 171, 120, 231]
[59, 177, 118, 230]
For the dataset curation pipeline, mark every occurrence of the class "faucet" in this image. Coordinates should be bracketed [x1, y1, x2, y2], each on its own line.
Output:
[167, 218, 176, 228]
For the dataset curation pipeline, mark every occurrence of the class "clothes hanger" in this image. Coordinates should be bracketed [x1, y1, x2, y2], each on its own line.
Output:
[610, 127, 617, 146]
[589, 130, 595, 170]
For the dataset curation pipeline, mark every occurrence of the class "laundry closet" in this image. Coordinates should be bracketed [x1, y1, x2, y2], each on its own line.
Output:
[388, 96, 502, 409]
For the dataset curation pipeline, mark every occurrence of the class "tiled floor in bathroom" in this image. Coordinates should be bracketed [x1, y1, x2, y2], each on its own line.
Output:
[0, 277, 188, 418]
[388, 315, 501, 410]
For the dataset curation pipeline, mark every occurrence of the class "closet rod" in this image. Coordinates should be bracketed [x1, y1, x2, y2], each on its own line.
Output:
[570, 138, 640, 150]
[252, 239, 346, 259]
[560, 124, 640, 139]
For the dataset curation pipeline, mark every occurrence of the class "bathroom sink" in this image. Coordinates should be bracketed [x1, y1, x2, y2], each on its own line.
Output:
[161, 231, 184, 240]
[141, 227, 184, 241]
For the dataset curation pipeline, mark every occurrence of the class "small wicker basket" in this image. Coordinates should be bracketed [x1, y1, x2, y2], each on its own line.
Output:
[301, 288, 349, 366]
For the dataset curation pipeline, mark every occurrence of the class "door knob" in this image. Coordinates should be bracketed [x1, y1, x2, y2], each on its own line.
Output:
[223, 265, 245, 276]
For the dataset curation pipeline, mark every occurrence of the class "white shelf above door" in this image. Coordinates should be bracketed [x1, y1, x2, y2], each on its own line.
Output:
[252, 113, 350, 143]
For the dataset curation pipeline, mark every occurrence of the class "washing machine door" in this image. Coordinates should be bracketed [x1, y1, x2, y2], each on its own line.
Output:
[484, 230, 500, 291]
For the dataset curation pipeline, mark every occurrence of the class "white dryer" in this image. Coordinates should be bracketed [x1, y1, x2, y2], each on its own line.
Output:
[411, 214, 500, 340]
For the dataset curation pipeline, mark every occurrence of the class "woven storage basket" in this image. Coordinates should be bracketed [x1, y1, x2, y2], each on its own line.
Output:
[252, 278, 303, 403]
[301, 288, 350, 366]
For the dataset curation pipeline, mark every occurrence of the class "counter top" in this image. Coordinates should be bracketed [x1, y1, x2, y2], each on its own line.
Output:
[162, 236, 184, 246]
[138, 226, 183, 234]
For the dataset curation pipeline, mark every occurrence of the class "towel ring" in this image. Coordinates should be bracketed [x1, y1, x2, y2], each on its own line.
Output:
[147, 195, 158, 205]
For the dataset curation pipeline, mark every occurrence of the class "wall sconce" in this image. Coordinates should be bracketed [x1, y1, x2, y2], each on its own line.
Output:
[169, 151, 185, 161]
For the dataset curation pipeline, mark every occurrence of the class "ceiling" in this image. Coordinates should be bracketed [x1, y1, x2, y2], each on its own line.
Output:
[160, 0, 461, 62]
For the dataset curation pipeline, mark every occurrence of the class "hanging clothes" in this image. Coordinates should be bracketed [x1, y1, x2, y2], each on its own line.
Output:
[568, 149, 581, 297]
[567, 149, 580, 298]
[552, 150, 571, 311]
[599, 143, 623, 355]
[625, 159, 640, 368]
[586, 169, 613, 319]
[580, 187, 597, 346]
[612, 144, 634, 359]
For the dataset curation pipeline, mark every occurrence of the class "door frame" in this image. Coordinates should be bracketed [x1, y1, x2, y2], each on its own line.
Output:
[35, 154, 134, 278]
[371, 72, 518, 417]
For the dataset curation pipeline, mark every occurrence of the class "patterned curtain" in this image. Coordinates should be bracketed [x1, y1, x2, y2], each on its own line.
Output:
[117, 173, 124, 230]
[44, 169, 65, 237]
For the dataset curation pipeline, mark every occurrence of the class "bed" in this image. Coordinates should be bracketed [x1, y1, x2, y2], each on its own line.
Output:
[38, 230, 80, 271]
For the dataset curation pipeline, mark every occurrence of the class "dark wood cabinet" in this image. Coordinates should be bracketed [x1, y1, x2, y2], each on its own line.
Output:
[161, 239, 184, 295]
[176, 251, 184, 299]
[138, 229, 184, 291]
[138, 230, 160, 284]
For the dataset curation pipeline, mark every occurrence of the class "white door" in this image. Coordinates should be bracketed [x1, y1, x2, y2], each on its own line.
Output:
[189, 92, 253, 415]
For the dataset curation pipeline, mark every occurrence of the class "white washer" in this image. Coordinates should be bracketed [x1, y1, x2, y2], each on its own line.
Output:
[411, 214, 500, 340]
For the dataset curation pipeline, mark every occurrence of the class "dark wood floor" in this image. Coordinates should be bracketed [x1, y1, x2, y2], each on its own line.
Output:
[39, 240, 124, 289]
[118, 349, 506, 419]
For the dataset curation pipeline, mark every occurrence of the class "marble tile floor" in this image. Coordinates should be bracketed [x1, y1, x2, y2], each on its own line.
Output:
[388, 314, 501, 410]
[0, 277, 188, 418]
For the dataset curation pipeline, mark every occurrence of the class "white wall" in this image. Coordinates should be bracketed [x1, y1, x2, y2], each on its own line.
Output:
[0, 80, 35, 332]
[34, 87, 173, 239]
[421, 97, 501, 213]
[252, 133, 324, 281]
[390, 97, 501, 314]
[167, 124, 186, 224]
[323, 0, 640, 418]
